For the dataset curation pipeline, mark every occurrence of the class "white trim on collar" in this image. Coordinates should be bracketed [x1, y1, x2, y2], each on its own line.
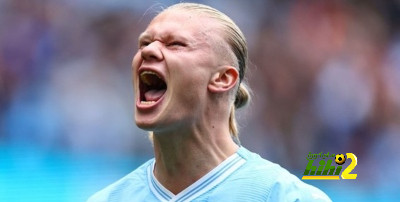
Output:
[147, 152, 246, 202]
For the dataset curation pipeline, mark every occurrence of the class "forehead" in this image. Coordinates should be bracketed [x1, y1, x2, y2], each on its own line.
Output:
[141, 10, 220, 40]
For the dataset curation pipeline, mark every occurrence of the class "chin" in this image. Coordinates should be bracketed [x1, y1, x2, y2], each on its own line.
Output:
[135, 114, 158, 130]
[135, 112, 186, 133]
[135, 112, 168, 131]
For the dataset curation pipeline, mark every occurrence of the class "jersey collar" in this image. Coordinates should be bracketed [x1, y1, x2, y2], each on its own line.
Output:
[147, 152, 246, 202]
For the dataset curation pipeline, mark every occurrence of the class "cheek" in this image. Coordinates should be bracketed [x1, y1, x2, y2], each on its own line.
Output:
[171, 68, 209, 103]
[132, 52, 142, 70]
[165, 53, 213, 103]
[132, 52, 141, 83]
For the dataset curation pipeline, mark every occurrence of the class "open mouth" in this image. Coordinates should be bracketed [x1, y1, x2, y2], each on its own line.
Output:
[139, 70, 167, 105]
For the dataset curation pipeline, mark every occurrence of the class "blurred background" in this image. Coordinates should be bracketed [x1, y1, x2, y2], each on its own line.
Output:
[0, 0, 399, 201]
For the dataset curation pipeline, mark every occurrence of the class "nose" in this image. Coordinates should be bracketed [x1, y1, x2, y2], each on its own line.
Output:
[141, 41, 164, 61]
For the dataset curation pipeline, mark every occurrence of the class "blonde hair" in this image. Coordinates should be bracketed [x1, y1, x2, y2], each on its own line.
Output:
[152, 3, 251, 142]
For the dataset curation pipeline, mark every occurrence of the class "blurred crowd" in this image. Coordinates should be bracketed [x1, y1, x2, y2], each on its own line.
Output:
[1, 0, 399, 193]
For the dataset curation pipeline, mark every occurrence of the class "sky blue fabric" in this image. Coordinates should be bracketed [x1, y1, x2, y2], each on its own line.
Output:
[88, 147, 331, 202]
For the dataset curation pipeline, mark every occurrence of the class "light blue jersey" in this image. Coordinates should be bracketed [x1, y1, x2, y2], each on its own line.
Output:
[88, 147, 331, 201]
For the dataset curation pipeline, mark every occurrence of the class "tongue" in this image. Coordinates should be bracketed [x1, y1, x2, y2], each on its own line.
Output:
[144, 89, 166, 101]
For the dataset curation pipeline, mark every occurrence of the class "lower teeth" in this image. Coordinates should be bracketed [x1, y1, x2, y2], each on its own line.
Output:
[141, 101, 155, 105]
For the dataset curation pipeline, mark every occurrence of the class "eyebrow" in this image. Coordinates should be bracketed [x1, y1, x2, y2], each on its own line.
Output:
[138, 32, 151, 42]
[138, 31, 195, 47]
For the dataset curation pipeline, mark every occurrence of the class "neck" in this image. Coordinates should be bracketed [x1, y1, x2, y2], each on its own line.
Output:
[152, 121, 238, 195]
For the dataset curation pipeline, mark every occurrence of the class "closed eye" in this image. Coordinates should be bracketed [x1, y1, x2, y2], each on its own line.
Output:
[167, 41, 187, 47]
[139, 41, 151, 49]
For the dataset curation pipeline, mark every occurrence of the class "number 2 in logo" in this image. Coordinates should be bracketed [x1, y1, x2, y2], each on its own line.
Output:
[341, 153, 357, 179]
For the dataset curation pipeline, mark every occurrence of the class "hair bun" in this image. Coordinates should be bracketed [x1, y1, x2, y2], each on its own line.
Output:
[234, 83, 250, 109]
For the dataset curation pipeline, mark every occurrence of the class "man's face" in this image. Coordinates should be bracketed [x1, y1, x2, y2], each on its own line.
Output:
[132, 10, 223, 132]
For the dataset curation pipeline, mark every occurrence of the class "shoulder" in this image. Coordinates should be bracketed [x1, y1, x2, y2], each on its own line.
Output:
[266, 166, 331, 201]
[87, 159, 154, 202]
[231, 147, 331, 201]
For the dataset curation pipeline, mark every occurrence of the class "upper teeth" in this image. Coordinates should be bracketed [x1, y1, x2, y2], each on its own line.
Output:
[140, 71, 160, 78]
[140, 71, 161, 85]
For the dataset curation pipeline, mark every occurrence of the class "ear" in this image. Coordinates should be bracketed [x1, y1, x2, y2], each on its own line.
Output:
[208, 66, 239, 93]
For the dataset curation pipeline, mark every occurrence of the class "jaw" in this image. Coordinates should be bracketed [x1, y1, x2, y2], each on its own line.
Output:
[135, 85, 168, 130]
[135, 113, 158, 130]
[135, 95, 165, 130]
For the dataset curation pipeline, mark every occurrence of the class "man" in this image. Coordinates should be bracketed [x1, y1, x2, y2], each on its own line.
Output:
[88, 3, 331, 201]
